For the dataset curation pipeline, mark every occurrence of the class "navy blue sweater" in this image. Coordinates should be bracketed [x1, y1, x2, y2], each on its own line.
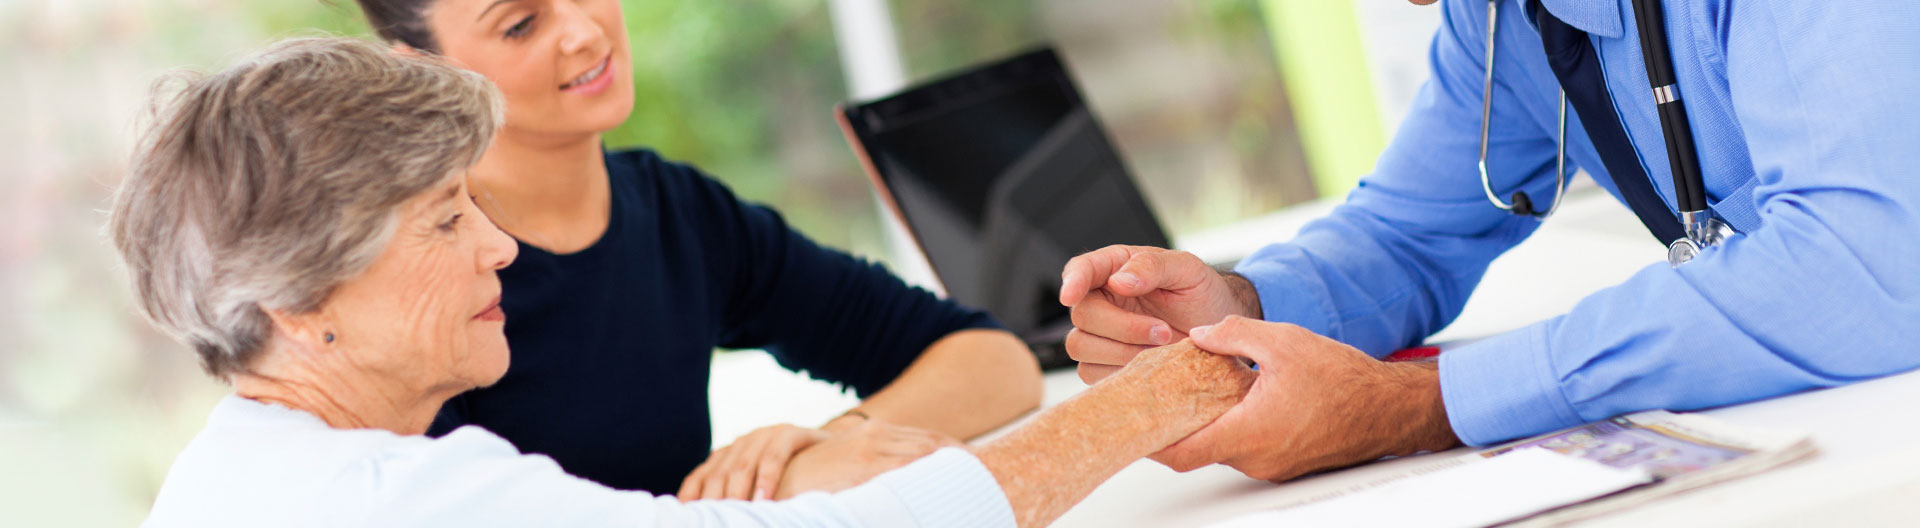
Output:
[428, 149, 999, 493]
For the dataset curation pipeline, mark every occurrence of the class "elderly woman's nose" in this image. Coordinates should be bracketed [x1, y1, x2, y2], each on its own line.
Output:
[478, 214, 518, 271]
[555, 3, 606, 56]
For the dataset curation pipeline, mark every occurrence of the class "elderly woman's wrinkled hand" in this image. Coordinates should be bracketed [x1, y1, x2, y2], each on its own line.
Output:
[1108, 339, 1257, 441]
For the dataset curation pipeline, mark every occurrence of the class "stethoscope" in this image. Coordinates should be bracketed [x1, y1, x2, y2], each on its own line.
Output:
[1476, 0, 1733, 267]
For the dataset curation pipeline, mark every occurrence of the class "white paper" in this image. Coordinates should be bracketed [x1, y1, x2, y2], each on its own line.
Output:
[1209, 448, 1653, 528]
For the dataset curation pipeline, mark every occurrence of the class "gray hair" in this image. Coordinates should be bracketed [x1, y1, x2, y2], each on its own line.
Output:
[110, 37, 503, 379]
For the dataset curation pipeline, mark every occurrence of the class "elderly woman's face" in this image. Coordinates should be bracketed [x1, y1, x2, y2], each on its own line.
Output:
[318, 175, 518, 392]
[425, 0, 634, 138]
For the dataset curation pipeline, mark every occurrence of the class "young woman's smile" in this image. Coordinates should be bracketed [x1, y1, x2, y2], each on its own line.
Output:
[427, 0, 635, 138]
[560, 54, 614, 95]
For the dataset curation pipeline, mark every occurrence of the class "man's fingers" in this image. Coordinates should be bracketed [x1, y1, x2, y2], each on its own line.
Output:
[1065, 328, 1156, 367]
[1149, 385, 1255, 472]
[1069, 297, 1174, 346]
[1060, 245, 1154, 306]
[1108, 250, 1211, 297]
[1149, 437, 1213, 473]
[1077, 363, 1121, 384]
[1189, 316, 1294, 367]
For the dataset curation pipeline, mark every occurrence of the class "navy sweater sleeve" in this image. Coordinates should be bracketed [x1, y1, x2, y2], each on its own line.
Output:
[644, 153, 1004, 398]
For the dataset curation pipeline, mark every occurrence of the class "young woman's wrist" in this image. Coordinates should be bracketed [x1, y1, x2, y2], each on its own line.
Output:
[820, 409, 870, 436]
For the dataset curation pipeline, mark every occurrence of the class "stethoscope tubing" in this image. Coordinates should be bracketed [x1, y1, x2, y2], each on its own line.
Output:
[1478, 0, 1708, 225]
[1477, 0, 1569, 218]
[1631, 0, 1709, 214]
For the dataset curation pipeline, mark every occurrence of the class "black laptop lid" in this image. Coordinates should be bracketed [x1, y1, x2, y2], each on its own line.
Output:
[840, 47, 1170, 342]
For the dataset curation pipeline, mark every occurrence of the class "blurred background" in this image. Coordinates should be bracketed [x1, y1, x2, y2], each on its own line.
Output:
[0, 0, 1438, 525]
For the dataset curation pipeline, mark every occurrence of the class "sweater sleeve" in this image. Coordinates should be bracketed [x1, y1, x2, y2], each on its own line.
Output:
[364, 428, 1013, 527]
[634, 151, 1003, 397]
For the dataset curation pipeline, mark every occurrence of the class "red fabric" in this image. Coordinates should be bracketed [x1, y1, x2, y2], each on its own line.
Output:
[1385, 346, 1442, 362]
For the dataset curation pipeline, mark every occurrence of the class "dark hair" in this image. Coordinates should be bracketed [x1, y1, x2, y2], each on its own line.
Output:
[343, 0, 440, 52]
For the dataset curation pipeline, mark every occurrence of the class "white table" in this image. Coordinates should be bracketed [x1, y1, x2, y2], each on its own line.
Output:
[708, 186, 1920, 526]
[1045, 358, 1920, 527]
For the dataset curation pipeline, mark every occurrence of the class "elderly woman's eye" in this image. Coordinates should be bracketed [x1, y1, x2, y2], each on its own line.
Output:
[440, 213, 464, 232]
[505, 15, 536, 39]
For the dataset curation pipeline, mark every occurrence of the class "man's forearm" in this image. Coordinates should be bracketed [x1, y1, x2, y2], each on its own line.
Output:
[833, 329, 1042, 439]
[1350, 361, 1458, 462]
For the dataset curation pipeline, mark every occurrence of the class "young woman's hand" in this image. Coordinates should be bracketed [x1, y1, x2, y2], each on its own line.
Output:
[772, 418, 960, 499]
[677, 424, 829, 502]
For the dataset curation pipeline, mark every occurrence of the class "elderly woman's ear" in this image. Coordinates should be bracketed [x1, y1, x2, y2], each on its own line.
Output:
[259, 306, 336, 355]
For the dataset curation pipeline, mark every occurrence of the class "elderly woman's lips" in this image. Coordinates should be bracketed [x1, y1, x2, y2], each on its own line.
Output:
[474, 297, 505, 322]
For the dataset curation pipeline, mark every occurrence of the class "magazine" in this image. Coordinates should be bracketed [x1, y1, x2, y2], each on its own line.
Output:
[1208, 410, 1817, 527]
[1490, 410, 1816, 526]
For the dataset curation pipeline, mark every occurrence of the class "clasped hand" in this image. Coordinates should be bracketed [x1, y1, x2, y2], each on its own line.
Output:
[1061, 245, 1458, 482]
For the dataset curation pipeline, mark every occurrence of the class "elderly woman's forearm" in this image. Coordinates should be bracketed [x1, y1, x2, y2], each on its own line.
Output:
[971, 386, 1161, 527]
[973, 342, 1250, 528]
[834, 329, 1042, 439]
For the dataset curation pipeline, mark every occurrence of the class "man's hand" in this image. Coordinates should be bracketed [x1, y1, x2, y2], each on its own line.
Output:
[1059, 245, 1261, 385]
[1152, 316, 1461, 482]
[770, 418, 959, 499]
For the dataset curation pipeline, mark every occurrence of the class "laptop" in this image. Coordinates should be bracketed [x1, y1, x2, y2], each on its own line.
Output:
[835, 47, 1171, 369]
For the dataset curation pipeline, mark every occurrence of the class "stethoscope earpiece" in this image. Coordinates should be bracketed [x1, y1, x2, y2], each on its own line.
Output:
[1509, 191, 1536, 217]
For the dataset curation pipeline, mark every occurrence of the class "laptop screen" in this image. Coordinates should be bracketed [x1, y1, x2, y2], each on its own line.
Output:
[840, 48, 1170, 343]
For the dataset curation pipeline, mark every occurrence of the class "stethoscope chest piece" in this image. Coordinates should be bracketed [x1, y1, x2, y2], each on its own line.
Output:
[1666, 212, 1734, 267]
[1666, 238, 1701, 266]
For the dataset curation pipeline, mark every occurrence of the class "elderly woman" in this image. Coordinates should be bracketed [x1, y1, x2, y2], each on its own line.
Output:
[125, 38, 1250, 528]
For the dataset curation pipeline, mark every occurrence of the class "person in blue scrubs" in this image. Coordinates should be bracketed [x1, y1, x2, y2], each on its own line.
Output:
[1063, 0, 1920, 481]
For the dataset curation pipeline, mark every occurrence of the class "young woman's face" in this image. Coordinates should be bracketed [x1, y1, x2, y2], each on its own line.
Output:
[425, 0, 635, 138]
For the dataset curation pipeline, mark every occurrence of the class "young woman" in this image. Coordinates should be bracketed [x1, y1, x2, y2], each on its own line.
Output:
[342, 0, 1043, 500]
